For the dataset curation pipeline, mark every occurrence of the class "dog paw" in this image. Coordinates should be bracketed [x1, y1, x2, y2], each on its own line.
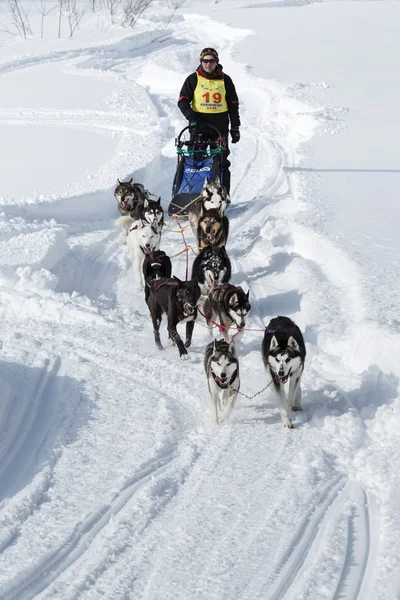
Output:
[281, 412, 294, 428]
[184, 340, 191, 348]
[233, 331, 244, 343]
[180, 353, 190, 361]
[292, 406, 302, 412]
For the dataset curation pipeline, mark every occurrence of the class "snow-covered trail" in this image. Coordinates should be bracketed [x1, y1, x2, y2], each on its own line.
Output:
[0, 5, 399, 600]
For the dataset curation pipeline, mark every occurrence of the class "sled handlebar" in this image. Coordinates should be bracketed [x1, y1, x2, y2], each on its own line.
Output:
[175, 123, 225, 148]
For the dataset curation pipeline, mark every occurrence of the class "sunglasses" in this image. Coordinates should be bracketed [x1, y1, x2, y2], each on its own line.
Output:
[202, 58, 217, 64]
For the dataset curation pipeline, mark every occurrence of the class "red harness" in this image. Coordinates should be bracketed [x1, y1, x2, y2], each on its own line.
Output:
[152, 279, 180, 294]
[152, 279, 196, 321]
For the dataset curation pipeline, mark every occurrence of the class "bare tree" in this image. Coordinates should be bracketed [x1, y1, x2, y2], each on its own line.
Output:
[165, 0, 184, 26]
[2, 0, 32, 38]
[58, 0, 63, 37]
[0, 3, 17, 37]
[63, 0, 88, 37]
[35, 0, 58, 38]
[101, 0, 122, 24]
[0, 20, 17, 37]
[121, 0, 152, 28]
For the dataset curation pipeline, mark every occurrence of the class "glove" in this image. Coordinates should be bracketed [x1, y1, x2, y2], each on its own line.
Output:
[188, 119, 198, 134]
[231, 128, 240, 144]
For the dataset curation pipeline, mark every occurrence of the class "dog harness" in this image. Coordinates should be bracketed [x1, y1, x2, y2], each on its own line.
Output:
[270, 366, 292, 385]
[152, 279, 197, 321]
[148, 251, 166, 268]
[209, 283, 230, 303]
[212, 367, 238, 389]
[152, 279, 180, 294]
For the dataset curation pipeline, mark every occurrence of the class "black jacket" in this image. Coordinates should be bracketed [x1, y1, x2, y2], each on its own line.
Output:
[178, 65, 240, 134]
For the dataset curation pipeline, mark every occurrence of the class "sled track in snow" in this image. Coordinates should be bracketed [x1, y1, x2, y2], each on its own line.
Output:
[264, 480, 373, 600]
[1, 450, 180, 600]
[332, 485, 373, 600]
[0, 356, 62, 508]
[0, 108, 145, 136]
[0, 352, 88, 560]
[260, 476, 346, 600]
[0, 46, 100, 76]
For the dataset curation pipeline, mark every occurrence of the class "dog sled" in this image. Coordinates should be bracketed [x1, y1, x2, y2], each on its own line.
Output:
[168, 123, 225, 217]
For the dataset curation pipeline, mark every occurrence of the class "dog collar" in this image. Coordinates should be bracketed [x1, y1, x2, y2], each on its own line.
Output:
[148, 252, 163, 264]
[177, 300, 196, 321]
[212, 369, 237, 388]
[182, 302, 195, 317]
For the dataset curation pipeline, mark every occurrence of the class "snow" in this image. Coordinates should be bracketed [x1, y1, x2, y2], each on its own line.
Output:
[0, 0, 399, 598]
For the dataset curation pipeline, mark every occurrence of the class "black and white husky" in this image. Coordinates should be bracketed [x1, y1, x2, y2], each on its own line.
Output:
[262, 316, 306, 429]
[202, 283, 251, 342]
[132, 197, 164, 233]
[191, 245, 231, 296]
[114, 179, 148, 215]
[115, 216, 161, 290]
[188, 176, 229, 229]
[205, 339, 240, 425]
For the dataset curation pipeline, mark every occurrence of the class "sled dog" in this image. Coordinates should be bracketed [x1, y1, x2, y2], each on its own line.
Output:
[115, 216, 161, 290]
[142, 250, 172, 304]
[197, 210, 229, 250]
[191, 245, 231, 296]
[202, 283, 251, 342]
[205, 339, 240, 425]
[132, 196, 164, 233]
[114, 179, 149, 216]
[147, 277, 200, 360]
[262, 316, 306, 429]
[188, 176, 229, 228]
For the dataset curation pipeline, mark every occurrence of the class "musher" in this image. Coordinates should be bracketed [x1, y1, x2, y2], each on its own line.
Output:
[177, 47, 240, 195]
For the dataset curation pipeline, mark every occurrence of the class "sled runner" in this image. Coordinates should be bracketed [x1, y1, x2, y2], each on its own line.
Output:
[169, 123, 225, 217]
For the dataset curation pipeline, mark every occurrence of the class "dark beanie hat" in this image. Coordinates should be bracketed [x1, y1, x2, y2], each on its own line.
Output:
[199, 47, 219, 62]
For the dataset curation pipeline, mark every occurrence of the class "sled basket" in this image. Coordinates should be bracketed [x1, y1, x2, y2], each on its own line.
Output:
[169, 124, 225, 217]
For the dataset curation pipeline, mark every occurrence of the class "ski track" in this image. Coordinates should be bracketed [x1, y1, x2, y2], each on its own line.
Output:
[1, 450, 183, 600]
[0, 108, 146, 135]
[269, 481, 373, 600]
[0, 27, 179, 77]
[0, 356, 62, 505]
[331, 485, 371, 600]
[267, 477, 347, 600]
[0, 7, 390, 599]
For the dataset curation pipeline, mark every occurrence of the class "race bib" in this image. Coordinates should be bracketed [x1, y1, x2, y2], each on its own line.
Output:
[192, 74, 228, 114]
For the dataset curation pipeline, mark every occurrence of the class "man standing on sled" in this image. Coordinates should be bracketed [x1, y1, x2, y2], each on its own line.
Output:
[177, 47, 240, 196]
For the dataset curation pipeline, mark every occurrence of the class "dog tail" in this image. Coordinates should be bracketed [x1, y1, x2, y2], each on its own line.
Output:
[115, 215, 135, 228]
